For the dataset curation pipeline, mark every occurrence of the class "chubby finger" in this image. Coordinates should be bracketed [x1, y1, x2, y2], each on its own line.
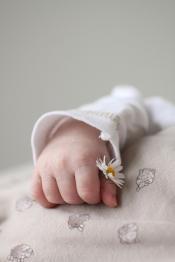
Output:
[55, 172, 84, 204]
[100, 176, 118, 208]
[32, 171, 56, 208]
[75, 163, 100, 204]
[41, 175, 65, 204]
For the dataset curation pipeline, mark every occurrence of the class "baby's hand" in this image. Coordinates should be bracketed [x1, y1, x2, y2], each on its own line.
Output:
[32, 118, 118, 208]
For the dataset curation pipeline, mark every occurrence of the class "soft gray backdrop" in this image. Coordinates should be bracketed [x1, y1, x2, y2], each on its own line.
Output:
[0, 0, 175, 171]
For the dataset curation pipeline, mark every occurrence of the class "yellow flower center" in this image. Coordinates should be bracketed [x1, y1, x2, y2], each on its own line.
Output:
[106, 166, 116, 177]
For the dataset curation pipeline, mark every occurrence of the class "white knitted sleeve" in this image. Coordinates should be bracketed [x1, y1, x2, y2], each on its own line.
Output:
[145, 96, 175, 134]
[31, 86, 149, 166]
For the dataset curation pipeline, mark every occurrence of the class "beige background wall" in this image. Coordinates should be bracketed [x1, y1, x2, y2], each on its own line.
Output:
[0, 0, 175, 171]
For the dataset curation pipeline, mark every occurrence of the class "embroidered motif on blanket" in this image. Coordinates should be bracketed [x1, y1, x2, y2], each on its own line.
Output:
[68, 213, 90, 232]
[118, 223, 138, 244]
[7, 244, 34, 262]
[16, 196, 34, 212]
[136, 168, 156, 192]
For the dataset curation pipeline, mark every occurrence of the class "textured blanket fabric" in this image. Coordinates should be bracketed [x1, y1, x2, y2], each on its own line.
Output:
[0, 127, 175, 262]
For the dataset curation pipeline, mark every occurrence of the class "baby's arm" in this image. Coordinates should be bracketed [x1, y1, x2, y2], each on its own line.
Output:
[31, 86, 149, 208]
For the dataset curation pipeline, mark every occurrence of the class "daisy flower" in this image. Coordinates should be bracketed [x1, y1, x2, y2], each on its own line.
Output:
[96, 155, 125, 188]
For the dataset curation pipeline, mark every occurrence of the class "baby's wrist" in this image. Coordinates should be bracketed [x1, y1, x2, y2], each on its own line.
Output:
[48, 117, 75, 140]
[48, 117, 100, 145]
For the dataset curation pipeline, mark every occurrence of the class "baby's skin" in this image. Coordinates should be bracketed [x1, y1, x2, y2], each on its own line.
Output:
[32, 118, 118, 208]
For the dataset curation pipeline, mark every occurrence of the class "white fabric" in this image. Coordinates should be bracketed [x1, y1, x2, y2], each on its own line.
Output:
[31, 85, 175, 168]
[31, 86, 150, 166]
[1, 87, 175, 261]
[145, 96, 175, 133]
[1, 127, 175, 261]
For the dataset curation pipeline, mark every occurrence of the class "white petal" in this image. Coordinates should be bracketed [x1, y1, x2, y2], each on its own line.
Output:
[104, 173, 109, 179]
[111, 177, 122, 187]
[103, 155, 106, 164]
[96, 164, 105, 172]
[114, 158, 121, 166]
[117, 173, 125, 179]
[108, 173, 125, 188]
[108, 158, 116, 165]
[111, 160, 121, 169]
[116, 165, 123, 172]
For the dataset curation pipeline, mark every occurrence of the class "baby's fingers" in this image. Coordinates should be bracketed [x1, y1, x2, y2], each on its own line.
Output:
[75, 160, 100, 204]
[42, 175, 65, 204]
[100, 176, 118, 208]
[54, 171, 83, 204]
[31, 170, 56, 208]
